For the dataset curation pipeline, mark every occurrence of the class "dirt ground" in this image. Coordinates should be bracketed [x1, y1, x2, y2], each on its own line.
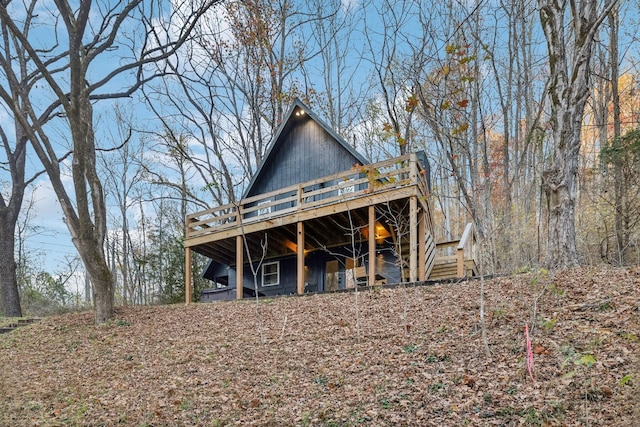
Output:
[1, 266, 639, 426]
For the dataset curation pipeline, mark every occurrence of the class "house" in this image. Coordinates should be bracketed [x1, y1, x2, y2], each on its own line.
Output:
[184, 99, 477, 302]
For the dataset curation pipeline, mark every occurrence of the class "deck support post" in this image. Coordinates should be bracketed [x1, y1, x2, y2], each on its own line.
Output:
[236, 236, 243, 300]
[409, 196, 418, 282]
[418, 209, 426, 281]
[368, 205, 376, 286]
[185, 247, 192, 304]
[297, 221, 305, 295]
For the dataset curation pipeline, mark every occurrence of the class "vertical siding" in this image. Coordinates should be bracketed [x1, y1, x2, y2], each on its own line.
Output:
[248, 117, 361, 197]
[200, 242, 406, 301]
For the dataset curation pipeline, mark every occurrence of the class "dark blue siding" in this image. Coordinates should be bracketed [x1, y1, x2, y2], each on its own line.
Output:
[247, 117, 362, 197]
[200, 242, 404, 302]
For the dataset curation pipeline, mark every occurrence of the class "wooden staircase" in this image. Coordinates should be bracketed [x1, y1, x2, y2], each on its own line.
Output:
[429, 258, 477, 280]
[429, 223, 478, 280]
[0, 318, 40, 334]
[398, 222, 478, 282]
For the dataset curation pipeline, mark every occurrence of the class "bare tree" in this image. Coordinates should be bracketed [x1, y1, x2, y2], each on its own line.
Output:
[362, 0, 418, 157]
[538, 0, 617, 268]
[99, 104, 142, 305]
[306, 0, 368, 133]
[0, 107, 28, 317]
[143, 0, 336, 208]
[606, 4, 627, 264]
[413, 19, 482, 242]
[0, 0, 221, 323]
[0, 8, 48, 317]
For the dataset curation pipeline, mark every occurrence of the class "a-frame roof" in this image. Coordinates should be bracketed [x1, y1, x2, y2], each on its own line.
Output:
[242, 98, 369, 199]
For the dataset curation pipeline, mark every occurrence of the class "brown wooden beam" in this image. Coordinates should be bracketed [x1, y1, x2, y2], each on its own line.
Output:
[409, 196, 417, 282]
[297, 221, 305, 295]
[457, 247, 464, 278]
[192, 244, 233, 266]
[368, 205, 376, 286]
[236, 236, 243, 300]
[185, 247, 192, 304]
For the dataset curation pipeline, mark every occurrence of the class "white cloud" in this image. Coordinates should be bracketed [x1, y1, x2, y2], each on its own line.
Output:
[341, 0, 359, 14]
[27, 179, 66, 232]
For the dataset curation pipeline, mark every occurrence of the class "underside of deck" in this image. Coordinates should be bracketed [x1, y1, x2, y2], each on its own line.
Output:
[190, 193, 425, 266]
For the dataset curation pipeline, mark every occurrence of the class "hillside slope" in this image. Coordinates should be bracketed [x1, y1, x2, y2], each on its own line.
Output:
[1, 267, 639, 426]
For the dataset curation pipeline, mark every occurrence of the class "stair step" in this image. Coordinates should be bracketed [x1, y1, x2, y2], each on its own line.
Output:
[428, 259, 477, 280]
[429, 267, 458, 279]
[0, 318, 40, 334]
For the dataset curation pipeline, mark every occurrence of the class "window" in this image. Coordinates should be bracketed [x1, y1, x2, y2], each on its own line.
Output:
[257, 200, 272, 216]
[262, 261, 280, 287]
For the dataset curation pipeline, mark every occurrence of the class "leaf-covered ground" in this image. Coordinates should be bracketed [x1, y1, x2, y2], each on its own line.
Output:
[1, 267, 639, 426]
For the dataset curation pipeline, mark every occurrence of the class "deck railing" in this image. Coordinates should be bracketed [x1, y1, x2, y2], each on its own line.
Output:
[434, 222, 477, 278]
[186, 153, 429, 243]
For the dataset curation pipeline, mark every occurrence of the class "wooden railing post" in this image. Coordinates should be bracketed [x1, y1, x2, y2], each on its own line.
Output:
[368, 164, 375, 193]
[409, 153, 417, 184]
[456, 223, 474, 278]
[456, 246, 464, 278]
[236, 204, 242, 224]
[185, 247, 192, 304]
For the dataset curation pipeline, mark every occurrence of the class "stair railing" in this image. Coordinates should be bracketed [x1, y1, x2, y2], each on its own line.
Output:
[456, 222, 477, 277]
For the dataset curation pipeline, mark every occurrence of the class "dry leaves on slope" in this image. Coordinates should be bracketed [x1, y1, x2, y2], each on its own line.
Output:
[0, 266, 638, 426]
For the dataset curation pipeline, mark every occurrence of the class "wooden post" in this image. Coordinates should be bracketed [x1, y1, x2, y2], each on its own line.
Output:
[409, 196, 418, 282]
[409, 153, 418, 182]
[418, 209, 426, 281]
[297, 183, 303, 211]
[185, 247, 192, 304]
[297, 221, 305, 295]
[236, 235, 243, 300]
[368, 205, 376, 286]
[456, 247, 464, 278]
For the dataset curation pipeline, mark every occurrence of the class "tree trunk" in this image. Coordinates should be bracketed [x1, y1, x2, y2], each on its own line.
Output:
[0, 24, 30, 318]
[542, 146, 580, 268]
[84, 248, 114, 323]
[66, 94, 114, 322]
[0, 221, 22, 317]
[538, 0, 616, 269]
[608, 7, 625, 265]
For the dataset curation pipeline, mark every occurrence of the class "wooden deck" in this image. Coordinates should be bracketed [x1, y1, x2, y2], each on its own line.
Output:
[185, 154, 431, 251]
